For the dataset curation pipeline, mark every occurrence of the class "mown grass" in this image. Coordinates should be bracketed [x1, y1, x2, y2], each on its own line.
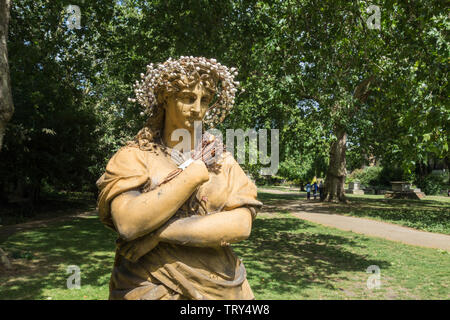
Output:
[0, 216, 115, 300]
[1, 211, 449, 300]
[339, 194, 450, 235]
[234, 212, 450, 299]
[257, 190, 450, 235]
[0, 191, 96, 226]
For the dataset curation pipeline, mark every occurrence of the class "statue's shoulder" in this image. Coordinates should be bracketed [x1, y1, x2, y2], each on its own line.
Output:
[220, 151, 235, 165]
[220, 151, 243, 169]
[106, 145, 153, 172]
[112, 144, 172, 169]
[111, 145, 145, 160]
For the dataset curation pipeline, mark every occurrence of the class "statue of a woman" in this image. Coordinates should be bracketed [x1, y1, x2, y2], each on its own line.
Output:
[96, 57, 262, 300]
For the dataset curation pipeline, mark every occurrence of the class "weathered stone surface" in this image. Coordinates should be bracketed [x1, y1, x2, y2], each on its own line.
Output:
[346, 189, 365, 195]
[384, 191, 425, 200]
[390, 181, 411, 192]
[348, 182, 361, 190]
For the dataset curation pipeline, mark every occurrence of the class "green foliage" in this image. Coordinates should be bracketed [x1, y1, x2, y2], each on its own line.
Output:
[2, 0, 448, 209]
[347, 166, 383, 186]
[362, 2, 449, 174]
[346, 165, 417, 188]
[278, 154, 324, 184]
[378, 166, 412, 186]
[417, 174, 447, 195]
[1, 0, 116, 200]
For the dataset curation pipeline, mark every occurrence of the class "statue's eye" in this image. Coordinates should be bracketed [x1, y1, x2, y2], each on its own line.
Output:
[201, 97, 210, 104]
[181, 94, 196, 103]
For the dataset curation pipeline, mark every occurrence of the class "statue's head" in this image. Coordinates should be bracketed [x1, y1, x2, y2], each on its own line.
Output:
[127, 57, 240, 150]
[162, 79, 213, 132]
[128, 57, 241, 151]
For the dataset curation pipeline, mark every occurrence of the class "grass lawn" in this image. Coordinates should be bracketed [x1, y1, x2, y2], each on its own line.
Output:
[257, 190, 450, 235]
[0, 191, 96, 227]
[1, 211, 449, 300]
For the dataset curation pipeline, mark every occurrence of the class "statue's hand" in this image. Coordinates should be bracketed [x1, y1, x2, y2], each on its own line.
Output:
[192, 133, 224, 168]
[184, 159, 210, 185]
[117, 231, 161, 262]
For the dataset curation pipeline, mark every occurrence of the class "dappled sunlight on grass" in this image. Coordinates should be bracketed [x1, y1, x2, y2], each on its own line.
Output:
[339, 195, 450, 234]
[235, 213, 450, 299]
[258, 190, 450, 234]
[0, 216, 116, 300]
[1, 210, 449, 299]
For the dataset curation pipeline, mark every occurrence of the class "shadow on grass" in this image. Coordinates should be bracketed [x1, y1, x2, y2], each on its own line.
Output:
[233, 216, 390, 298]
[2, 212, 390, 300]
[0, 216, 116, 300]
[258, 192, 302, 202]
[257, 191, 450, 235]
[0, 191, 97, 226]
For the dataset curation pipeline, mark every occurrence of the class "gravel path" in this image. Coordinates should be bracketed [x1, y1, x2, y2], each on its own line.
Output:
[2, 188, 449, 251]
[258, 187, 450, 251]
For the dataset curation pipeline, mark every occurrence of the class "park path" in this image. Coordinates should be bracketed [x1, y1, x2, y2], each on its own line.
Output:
[0, 210, 97, 243]
[1, 188, 448, 250]
[258, 187, 450, 251]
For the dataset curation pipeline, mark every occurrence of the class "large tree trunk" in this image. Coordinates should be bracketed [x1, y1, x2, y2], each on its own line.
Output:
[0, 0, 14, 151]
[321, 77, 374, 203]
[322, 126, 347, 203]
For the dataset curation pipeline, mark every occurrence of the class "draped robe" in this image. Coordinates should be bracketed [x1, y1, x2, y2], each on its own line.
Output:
[96, 145, 262, 300]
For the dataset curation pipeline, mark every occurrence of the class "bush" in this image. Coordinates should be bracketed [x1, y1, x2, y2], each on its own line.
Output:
[378, 166, 407, 186]
[347, 166, 417, 188]
[416, 173, 447, 195]
[347, 166, 383, 186]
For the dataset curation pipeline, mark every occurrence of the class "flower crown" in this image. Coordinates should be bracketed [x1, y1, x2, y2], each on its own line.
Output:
[128, 56, 242, 127]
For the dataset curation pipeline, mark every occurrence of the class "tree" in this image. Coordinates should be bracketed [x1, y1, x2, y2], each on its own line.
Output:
[1, 0, 115, 203]
[251, 0, 448, 202]
[0, 0, 14, 151]
[362, 1, 449, 180]
[3, 0, 447, 211]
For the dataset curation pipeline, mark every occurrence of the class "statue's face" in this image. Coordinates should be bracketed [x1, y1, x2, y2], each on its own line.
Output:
[164, 82, 212, 130]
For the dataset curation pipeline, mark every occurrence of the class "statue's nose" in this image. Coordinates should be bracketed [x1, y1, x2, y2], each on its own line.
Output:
[191, 98, 201, 115]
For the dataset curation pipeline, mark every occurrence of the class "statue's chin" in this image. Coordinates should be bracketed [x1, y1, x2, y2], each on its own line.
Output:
[184, 118, 202, 128]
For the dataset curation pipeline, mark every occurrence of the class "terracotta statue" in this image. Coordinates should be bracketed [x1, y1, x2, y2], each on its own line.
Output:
[96, 56, 262, 300]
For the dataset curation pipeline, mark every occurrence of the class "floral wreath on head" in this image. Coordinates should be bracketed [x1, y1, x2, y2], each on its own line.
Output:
[126, 57, 242, 193]
[128, 56, 242, 128]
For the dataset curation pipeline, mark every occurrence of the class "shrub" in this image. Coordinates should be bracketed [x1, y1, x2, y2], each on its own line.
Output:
[416, 173, 447, 195]
[347, 166, 417, 188]
[378, 166, 406, 186]
[347, 166, 383, 186]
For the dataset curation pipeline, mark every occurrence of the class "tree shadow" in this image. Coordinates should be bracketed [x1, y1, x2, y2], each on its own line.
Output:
[334, 196, 450, 234]
[1, 212, 390, 300]
[0, 216, 116, 299]
[257, 191, 450, 234]
[233, 216, 390, 298]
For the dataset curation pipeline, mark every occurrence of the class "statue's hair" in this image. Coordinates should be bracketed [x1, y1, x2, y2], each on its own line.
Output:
[127, 56, 240, 151]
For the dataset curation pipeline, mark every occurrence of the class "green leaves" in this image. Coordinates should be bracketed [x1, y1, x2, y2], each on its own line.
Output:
[2, 0, 448, 201]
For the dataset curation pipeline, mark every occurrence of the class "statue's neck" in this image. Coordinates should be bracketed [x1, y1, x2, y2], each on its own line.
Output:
[162, 126, 196, 150]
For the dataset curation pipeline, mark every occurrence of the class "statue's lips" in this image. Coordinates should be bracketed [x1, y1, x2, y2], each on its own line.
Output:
[186, 117, 202, 123]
